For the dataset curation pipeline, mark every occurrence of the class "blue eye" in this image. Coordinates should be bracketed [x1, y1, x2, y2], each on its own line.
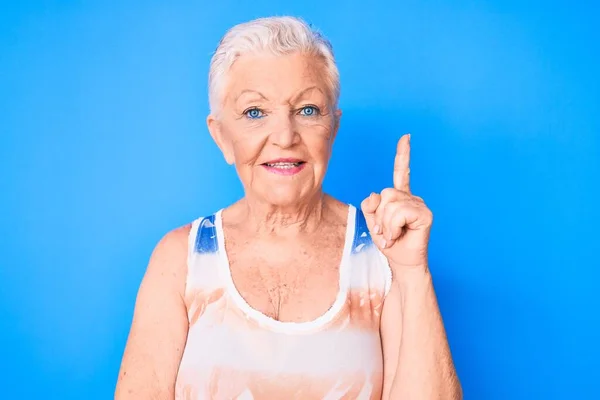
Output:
[299, 106, 319, 117]
[245, 108, 264, 119]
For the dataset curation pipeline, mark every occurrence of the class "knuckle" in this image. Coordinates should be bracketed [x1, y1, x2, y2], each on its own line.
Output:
[380, 187, 396, 200]
[424, 209, 434, 223]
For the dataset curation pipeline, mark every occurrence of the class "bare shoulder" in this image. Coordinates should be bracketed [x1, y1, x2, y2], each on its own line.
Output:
[152, 224, 191, 261]
[145, 223, 193, 291]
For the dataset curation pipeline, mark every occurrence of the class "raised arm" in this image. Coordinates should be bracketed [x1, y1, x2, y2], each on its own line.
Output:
[115, 226, 190, 400]
[361, 134, 461, 399]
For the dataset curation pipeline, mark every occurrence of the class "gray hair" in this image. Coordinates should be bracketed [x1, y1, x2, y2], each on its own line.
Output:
[208, 16, 340, 116]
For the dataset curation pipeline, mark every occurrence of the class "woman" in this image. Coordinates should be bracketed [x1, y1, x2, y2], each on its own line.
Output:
[115, 16, 461, 400]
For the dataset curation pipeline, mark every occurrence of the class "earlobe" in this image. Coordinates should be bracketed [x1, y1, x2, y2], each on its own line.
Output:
[207, 115, 235, 165]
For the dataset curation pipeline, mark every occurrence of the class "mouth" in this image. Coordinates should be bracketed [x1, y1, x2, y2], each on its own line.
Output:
[260, 158, 307, 175]
[262, 161, 305, 168]
[261, 158, 306, 168]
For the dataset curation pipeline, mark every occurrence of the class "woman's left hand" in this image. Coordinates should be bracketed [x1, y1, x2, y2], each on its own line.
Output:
[361, 134, 433, 271]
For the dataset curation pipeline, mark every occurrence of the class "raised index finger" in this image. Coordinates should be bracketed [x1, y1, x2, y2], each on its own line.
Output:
[393, 134, 411, 192]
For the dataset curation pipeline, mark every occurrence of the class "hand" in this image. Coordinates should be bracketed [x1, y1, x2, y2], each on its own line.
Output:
[360, 134, 433, 270]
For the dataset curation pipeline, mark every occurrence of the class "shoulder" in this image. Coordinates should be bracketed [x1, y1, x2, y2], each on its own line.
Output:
[143, 222, 197, 294]
[151, 224, 193, 262]
[146, 213, 218, 273]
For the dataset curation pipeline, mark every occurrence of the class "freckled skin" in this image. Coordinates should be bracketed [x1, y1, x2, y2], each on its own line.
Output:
[175, 205, 390, 399]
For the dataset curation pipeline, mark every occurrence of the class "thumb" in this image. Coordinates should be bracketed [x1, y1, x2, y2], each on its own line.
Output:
[360, 192, 381, 232]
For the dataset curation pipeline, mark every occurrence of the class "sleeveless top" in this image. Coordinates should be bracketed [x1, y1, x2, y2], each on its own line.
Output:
[175, 205, 393, 400]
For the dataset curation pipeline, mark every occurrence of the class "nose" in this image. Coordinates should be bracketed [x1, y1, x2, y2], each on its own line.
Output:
[269, 113, 299, 149]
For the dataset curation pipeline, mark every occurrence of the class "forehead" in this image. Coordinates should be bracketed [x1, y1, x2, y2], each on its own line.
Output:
[226, 52, 329, 99]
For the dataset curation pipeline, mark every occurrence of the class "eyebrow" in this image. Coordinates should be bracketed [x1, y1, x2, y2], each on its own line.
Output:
[291, 86, 325, 102]
[234, 90, 268, 103]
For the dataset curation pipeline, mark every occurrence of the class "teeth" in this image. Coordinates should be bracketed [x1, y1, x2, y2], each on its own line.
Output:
[266, 162, 300, 168]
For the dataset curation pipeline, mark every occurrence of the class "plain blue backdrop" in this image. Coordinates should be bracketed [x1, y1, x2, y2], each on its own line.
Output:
[1, 0, 598, 398]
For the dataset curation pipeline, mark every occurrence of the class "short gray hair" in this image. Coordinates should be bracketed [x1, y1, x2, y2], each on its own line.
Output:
[208, 16, 340, 115]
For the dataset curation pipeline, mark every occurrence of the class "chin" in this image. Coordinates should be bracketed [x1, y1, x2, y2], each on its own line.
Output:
[261, 186, 315, 207]
[264, 193, 304, 207]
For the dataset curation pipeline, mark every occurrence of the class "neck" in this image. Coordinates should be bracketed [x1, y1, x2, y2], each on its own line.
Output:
[240, 191, 327, 236]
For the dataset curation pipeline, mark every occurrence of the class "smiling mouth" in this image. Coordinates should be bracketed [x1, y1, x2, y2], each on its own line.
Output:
[262, 161, 305, 168]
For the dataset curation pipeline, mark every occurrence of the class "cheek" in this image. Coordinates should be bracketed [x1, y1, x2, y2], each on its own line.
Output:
[310, 139, 333, 163]
[301, 124, 335, 164]
[228, 130, 267, 166]
[231, 139, 258, 165]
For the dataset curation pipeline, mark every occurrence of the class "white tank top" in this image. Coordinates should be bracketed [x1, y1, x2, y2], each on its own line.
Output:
[175, 204, 392, 399]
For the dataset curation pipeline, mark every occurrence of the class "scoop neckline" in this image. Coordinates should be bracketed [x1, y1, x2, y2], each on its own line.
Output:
[214, 204, 356, 334]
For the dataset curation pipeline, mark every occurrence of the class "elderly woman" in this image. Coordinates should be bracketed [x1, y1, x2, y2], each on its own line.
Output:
[115, 16, 461, 400]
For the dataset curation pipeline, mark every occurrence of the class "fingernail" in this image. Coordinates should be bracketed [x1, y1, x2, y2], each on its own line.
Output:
[373, 225, 381, 234]
[380, 238, 387, 248]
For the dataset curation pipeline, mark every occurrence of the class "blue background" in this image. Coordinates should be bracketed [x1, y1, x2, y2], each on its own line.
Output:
[1, 0, 598, 398]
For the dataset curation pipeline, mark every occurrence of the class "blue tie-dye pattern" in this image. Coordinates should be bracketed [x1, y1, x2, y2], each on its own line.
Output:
[352, 209, 373, 254]
[195, 214, 218, 253]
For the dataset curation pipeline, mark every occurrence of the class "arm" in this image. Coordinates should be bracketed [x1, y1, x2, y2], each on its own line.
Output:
[380, 268, 461, 400]
[115, 226, 190, 400]
[362, 134, 461, 398]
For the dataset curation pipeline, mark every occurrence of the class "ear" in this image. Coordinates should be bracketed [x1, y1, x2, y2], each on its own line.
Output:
[207, 114, 235, 165]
